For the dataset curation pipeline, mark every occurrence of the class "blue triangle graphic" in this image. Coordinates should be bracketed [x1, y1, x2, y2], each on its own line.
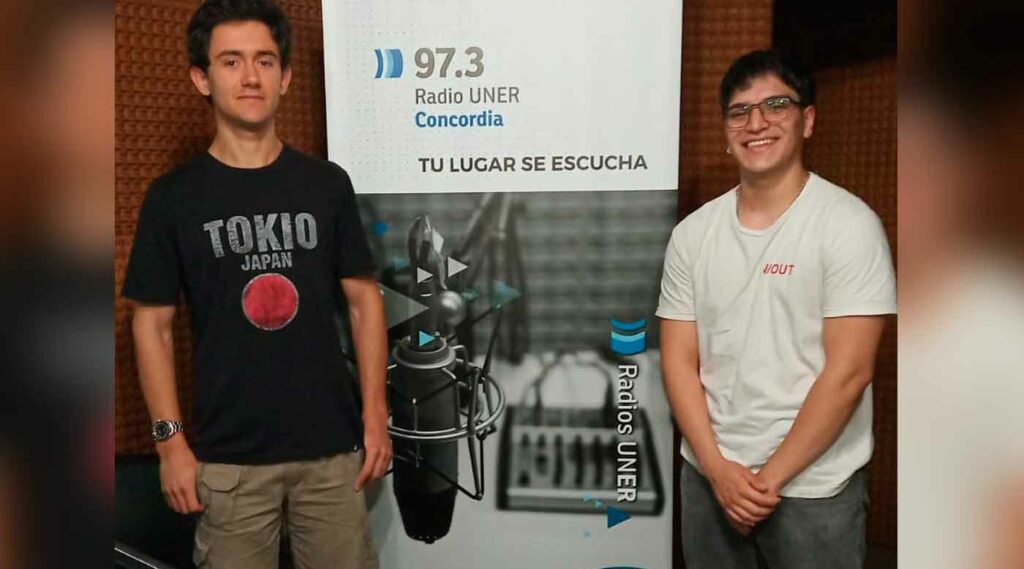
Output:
[418, 331, 433, 347]
[593, 500, 604, 508]
[606, 507, 631, 529]
[492, 280, 522, 306]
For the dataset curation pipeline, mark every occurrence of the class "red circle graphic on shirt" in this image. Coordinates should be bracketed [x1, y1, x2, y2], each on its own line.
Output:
[241, 273, 299, 331]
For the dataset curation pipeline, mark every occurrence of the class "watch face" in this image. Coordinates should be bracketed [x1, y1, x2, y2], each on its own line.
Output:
[153, 422, 171, 440]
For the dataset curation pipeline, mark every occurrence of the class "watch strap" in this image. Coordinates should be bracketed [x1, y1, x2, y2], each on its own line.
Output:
[152, 419, 184, 442]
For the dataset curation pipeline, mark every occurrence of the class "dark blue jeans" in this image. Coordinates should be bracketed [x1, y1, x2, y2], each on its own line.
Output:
[680, 460, 868, 569]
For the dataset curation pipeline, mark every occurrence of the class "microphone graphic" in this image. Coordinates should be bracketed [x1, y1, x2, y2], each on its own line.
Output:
[390, 217, 459, 543]
[390, 342, 460, 543]
[386, 216, 507, 543]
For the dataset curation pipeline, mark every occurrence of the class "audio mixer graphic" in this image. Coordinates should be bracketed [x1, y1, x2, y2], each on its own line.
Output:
[496, 404, 664, 515]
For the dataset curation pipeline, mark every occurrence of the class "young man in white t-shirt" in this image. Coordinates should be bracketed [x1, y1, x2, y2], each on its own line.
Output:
[657, 50, 895, 568]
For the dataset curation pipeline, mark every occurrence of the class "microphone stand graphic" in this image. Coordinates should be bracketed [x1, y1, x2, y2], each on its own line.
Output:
[451, 193, 528, 363]
[386, 215, 507, 543]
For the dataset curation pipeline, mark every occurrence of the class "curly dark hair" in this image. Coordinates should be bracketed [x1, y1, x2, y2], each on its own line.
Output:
[719, 50, 815, 111]
[186, 0, 292, 71]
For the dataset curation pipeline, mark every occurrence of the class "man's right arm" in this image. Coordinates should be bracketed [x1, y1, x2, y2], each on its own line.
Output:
[132, 303, 203, 515]
[660, 319, 721, 474]
[660, 318, 777, 532]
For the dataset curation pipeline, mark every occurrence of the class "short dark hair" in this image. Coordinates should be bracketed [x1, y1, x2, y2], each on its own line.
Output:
[719, 50, 815, 111]
[186, 0, 292, 71]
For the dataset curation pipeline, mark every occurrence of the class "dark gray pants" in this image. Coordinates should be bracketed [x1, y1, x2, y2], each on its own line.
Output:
[680, 460, 868, 569]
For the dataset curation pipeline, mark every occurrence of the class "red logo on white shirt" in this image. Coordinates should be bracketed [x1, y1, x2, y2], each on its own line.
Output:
[764, 263, 795, 275]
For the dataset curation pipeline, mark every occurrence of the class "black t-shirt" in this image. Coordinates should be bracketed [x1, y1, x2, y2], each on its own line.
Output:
[122, 146, 376, 464]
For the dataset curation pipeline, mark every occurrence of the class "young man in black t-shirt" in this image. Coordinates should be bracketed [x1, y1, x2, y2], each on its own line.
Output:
[122, 2, 390, 567]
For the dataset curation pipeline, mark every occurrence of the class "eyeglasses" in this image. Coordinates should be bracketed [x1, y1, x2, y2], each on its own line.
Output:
[724, 96, 805, 129]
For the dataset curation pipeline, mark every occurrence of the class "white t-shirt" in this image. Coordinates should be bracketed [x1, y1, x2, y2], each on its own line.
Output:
[656, 172, 896, 498]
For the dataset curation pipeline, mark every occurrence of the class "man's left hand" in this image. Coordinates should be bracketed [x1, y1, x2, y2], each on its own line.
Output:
[749, 471, 783, 523]
[355, 409, 392, 491]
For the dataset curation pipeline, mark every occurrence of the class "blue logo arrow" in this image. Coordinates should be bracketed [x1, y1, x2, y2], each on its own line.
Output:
[606, 506, 632, 529]
[373, 48, 404, 79]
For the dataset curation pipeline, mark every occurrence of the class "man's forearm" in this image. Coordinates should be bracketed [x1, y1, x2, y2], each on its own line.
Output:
[132, 312, 182, 426]
[757, 368, 871, 491]
[660, 322, 722, 472]
[345, 278, 393, 488]
[664, 365, 723, 472]
[348, 288, 388, 418]
[132, 307, 194, 462]
[133, 306, 202, 513]
[758, 315, 885, 492]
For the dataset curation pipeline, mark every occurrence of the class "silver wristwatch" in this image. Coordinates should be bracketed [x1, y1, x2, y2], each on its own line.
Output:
[151, 419, 184, 443]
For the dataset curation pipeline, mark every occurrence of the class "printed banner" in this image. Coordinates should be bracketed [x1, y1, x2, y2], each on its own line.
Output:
[324, 3, 682, 568]
[324, 1, 683, 194]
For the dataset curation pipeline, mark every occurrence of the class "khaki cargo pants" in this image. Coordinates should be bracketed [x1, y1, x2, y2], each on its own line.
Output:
[193, 452, 378, 569]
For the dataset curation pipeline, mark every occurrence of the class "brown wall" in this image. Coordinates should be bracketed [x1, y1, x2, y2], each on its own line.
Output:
[805, 57, 898, 550]
[679, 0, 774, 215]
